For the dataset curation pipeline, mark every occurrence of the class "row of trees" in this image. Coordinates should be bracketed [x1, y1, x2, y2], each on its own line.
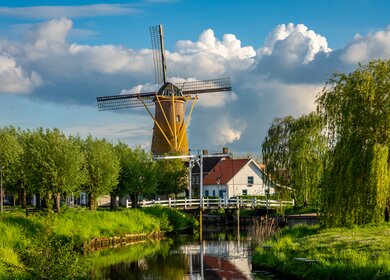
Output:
[262, 59, 390, 226]
[0, 127, 187, 212]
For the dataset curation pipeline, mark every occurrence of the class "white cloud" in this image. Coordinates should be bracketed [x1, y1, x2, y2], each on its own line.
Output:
[0, 54, 41, 94]
[342, 26, 390, 64]
[0, 4, 138, 19]
[206, 117, 244, 146]
[258, 23, 331, 63]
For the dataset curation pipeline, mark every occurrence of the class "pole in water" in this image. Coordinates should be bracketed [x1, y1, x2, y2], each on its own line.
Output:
[199, 208, 203, 241]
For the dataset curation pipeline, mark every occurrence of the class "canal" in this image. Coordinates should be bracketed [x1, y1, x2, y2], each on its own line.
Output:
[89, 225, 284, 280]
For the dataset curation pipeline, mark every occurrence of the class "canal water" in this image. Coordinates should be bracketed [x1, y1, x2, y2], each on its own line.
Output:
[89, 226, 284, 280]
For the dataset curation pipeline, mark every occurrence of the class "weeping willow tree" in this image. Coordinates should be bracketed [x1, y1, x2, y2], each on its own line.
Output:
[289, 113, 328, 207]
[317, 59, 390, 226]
[262, 113, 327, 207]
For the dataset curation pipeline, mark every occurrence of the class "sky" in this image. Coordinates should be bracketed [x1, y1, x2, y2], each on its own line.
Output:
[0, 0, 389, 155]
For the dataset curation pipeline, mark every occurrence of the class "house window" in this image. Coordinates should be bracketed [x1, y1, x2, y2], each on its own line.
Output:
[248, 176, 254, 185]
[212, 190, 216, 197]
[242, 189, 248, 195]
[205, 190, 209, 197]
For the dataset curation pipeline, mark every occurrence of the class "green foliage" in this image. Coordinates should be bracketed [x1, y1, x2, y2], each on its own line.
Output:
[0, 126, 23, 188]
[19, 129, 87, 211]
[253, 224, 390, 280]
[114, 143, 158, 208]
[16, 222, 88, 280]
[262, 113, 327, 207]
[157, 157, 188, 198]
[83, 136, 120, 210]
[317, 59, 390, 226]
[262, 116, 294, 188]
[140, 206, 198, 232]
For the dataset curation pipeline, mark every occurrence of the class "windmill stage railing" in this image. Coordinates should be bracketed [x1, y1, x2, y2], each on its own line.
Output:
[126, 197, 294, 210]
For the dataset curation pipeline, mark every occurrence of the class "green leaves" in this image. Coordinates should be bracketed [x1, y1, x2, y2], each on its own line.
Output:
[317, 59, 390, 226]
[114, 143, 158, 206]
[262, 113, 327, 207]
[83, 136, 120, 210]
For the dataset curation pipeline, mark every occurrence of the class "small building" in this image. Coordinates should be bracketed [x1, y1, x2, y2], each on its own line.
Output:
[190, 148, 231, 196]
[203, 158, 274, 199]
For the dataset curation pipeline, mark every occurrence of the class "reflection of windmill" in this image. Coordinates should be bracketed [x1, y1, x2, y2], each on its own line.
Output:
[96, 25, 232, 155]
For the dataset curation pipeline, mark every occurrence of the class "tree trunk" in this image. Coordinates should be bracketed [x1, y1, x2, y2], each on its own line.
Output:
[12, 193, 16, 206]
[110, 194, 117, 210]
[130, 194, 138, 208]
[36, 193, 41, 209]
[46, 191, 53, 211]
[55, 192, 61, 213]
[22, 190, 27, 209]
[89, 193, 97, 210]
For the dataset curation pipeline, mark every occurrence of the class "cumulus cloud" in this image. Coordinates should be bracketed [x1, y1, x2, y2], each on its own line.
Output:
[258, 23, 331, 63]
[342, 26, 390, 64]
[0, 4, 138, 19]
[0, 55, 41, 94]
[1, 18, 390, 152]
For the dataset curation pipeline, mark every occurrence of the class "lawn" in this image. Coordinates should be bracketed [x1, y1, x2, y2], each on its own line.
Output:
[252, 223, 390, 280]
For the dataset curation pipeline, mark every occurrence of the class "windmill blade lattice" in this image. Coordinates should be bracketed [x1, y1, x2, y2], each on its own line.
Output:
[97, 92, 155, 111]
[178, 77, 232, 95]
[150, 25, 167, 84]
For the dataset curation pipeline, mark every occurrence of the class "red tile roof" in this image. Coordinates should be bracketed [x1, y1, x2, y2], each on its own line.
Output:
[203, 158, 250, 185]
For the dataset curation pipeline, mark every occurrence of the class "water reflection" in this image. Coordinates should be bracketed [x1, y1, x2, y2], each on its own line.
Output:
[90, 227, 281, 280]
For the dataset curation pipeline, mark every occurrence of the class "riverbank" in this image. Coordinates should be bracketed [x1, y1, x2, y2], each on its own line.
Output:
[0, 206, 196, 279]
[252, 223, 390, 280]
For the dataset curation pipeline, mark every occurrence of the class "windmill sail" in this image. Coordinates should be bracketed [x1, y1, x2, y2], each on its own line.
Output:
[97, 92, 155, 110]
[150, 25, 167, 84]
[177, 77, 232, 95]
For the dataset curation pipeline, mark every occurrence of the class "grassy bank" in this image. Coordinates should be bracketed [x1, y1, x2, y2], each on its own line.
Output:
[252, 223, 390, 280]
[0, 206, 196, 279]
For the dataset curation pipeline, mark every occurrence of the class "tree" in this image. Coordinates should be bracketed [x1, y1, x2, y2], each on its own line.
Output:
[83, 136, 120, 210]
[0, 126, 23, 205]
[115, 144, 158, 208]
[317, 59, 390, 226]
[262, 114, 327, 207]
[157, 158, 188, 198]
[289, 113, 327, 206]
[262, 116, 294, 189]
[22, 128, 86, 212]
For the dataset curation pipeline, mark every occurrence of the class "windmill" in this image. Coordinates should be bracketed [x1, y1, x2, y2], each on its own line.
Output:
[96, 25, 232, 155]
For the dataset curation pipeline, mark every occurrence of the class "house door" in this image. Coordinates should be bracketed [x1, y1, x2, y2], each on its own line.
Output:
[219, 190, 226, 199]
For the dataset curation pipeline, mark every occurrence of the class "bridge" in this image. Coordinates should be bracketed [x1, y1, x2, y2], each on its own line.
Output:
[126, 197, 294, 210]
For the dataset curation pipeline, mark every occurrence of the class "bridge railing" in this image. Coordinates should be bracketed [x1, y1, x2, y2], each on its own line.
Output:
[126, 197, 294, 209]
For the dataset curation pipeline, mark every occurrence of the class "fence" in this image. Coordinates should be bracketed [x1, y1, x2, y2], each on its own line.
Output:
[126, 197, 294, 210]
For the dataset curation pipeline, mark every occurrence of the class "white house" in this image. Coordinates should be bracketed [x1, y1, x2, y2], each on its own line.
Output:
[203, 158, 275, 199]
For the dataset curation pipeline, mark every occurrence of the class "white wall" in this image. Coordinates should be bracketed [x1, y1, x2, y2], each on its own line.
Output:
[227, 160, 274, 197]
[203, 160, 275, 198]
[203, 185, 227, 198]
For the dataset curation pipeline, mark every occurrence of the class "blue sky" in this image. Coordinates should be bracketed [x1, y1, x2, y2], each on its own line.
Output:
[0, 0, 389, 154]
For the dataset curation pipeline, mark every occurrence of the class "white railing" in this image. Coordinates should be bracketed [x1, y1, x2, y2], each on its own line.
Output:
[126, 197, 294, 209]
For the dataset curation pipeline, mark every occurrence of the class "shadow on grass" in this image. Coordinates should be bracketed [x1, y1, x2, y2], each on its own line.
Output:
[3, 216, 44, 236]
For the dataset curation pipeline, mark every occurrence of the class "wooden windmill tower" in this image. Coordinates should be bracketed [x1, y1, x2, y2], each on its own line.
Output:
[96, 25, 232, 155]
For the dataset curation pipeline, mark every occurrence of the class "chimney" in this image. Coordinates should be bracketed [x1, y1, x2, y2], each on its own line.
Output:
[222, 147, 229, 154]
[202, 149, 208, 155]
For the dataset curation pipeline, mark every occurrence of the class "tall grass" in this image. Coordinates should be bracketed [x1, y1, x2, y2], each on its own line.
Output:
[252, 223, 390, 279]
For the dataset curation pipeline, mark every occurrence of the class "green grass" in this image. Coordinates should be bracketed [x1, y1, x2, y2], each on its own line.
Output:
[252, 223, 390, 279]
[0, 206, 195, 279]
[140, 206, 198, 232]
